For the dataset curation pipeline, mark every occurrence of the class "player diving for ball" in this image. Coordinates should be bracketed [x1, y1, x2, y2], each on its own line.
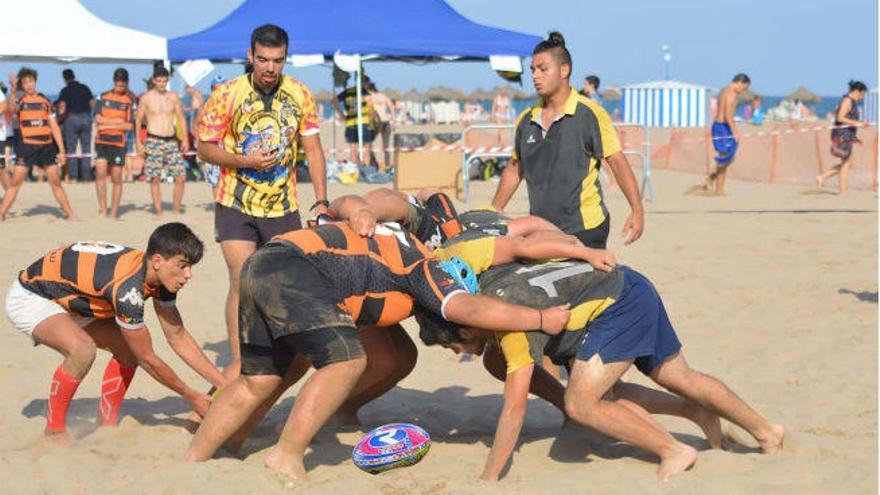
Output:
[183, 220, 573, 481]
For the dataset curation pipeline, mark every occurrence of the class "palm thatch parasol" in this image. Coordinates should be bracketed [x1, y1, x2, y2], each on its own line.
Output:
[736, 89, 758, 103]
[424, 86, 468, 102]
[314, 89, 334, 102]
[600, 88, 622, 101]
[787, 86, 821, 103]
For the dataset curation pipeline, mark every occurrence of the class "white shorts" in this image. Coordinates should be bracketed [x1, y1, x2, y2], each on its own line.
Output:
[5, 279, 94, 341]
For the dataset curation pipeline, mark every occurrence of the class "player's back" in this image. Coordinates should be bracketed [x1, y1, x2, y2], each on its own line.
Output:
[18, 242, 144, 318]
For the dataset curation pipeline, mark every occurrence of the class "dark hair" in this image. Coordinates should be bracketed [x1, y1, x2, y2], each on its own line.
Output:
[251, 24, 289, 52]
[18, 67, 37, 81]
[62, 69, 75, 82]
[532, 31, 572, 75]
[0, 82, 6, 96]
[733, 73, 751, 84]
[147, 223, 204, 264]
[416, 311, 464, 346]
[244, 62, 254, 74]
[585, 75, 600, 90]
[113, 68, 129, 83]
[153, 66, 170, 79]
[848, 80, 867, 92]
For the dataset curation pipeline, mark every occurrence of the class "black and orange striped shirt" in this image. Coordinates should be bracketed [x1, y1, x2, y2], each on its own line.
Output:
[18, 242, 176, 329]
[95, 90, 135, 147]
[273, 223, 466, 327]
[18, 93, 53, 145]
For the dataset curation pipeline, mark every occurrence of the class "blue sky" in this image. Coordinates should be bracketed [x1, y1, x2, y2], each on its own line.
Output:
[1, 0, 876, 97]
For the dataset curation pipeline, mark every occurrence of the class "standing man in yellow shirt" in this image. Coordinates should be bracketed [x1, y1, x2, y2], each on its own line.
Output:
[492, 32, 644, 249]
[197, 24, 329, 380]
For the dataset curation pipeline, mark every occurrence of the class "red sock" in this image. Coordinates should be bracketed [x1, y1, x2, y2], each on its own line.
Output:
[47, 364, 82, 433]
[99, 358, 137, 426]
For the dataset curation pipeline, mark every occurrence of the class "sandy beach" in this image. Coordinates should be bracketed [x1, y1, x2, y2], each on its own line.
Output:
[0, 169, 875, 494]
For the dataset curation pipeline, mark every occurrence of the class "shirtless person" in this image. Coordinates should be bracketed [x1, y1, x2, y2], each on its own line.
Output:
[706, 73, 750, 196]
[136, 67, 190, 217]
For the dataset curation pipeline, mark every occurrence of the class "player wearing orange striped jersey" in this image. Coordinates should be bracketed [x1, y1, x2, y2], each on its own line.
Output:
[0, 67, 76, 221]
[185, 222, 571, 481]
[4, 223, 226, 443]
[94, 68, 136, 219]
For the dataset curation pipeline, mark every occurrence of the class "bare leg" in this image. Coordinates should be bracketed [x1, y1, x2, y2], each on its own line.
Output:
[94, 159, 109, 216]
[336, 324, 417, 424]
[109, 165, 123, 219]
[150, 178, 163, 218]
[219, 240, 257, 381]
[613, 381, 723, 449]
[0, 166, 28, 220]
[223, 355, 312, 455]
[650, 352, 784, 453]
[815, 163, 843, 189]
[44, 165, 77, 220]
[349, 143, 358, 164]
[264, 357, 367, 480]
[838, 158, 851, 196]
[714, 167, 727, 196]
[566, 354, 696, 480]
[172, 174, 186, 214]
[0, 166, 9, 191]
[185, 374, 282, 461]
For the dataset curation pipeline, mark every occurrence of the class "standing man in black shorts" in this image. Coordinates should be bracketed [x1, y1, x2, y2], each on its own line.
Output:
[0, 67, 76, 221]
[491, 32, 644, 249]
[94, 68, 136, 219]
[197, 24, 328, 380]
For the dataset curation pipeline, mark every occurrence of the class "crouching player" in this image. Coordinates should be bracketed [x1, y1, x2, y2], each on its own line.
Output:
[4, 223, 226, 442]
[184, 221, 572, 480]
[420, 258, 785, 481]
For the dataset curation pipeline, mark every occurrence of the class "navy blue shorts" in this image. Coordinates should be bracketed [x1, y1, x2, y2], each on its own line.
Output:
[576, 268, 681, 375]
[345, 125, 375, 144]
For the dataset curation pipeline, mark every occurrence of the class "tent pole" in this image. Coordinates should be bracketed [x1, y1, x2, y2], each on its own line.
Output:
[355, 55, 364, 163]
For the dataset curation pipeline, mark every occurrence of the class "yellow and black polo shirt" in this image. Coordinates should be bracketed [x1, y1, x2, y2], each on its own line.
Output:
[512, 88, 621, 233]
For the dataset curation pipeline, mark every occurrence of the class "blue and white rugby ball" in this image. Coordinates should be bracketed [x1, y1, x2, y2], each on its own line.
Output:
[352, 423, 431, 474]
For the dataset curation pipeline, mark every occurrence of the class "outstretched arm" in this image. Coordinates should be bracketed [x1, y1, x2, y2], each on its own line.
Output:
[492, 236, 616, 272]
[155, 303, 227, 389]
[443, 293, 569, 334]
[481, 363, 533, 481]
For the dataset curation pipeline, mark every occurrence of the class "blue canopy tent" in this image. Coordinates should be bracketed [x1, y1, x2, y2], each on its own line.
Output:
[168, 0, 540, 158]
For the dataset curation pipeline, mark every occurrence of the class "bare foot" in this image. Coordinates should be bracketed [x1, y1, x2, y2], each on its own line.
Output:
[657, 443, 697, 481]
[154, 211, 164, 220]
[691, 407, 723, 449]
[757, 423, 785, 454]
[44, 429, 73, 447]
[66, 214, 80, 221]
[813, 175, 823, 190]
[264, 447, 309, 481]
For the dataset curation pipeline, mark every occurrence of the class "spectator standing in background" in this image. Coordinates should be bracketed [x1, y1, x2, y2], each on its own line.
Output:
[58, 69, 95, 182]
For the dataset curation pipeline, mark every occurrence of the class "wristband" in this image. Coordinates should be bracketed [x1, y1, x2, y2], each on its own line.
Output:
[310, 199, 330, 211]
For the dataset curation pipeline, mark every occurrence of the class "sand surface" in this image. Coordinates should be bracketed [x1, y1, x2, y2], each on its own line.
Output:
[0, 170, 876, 494]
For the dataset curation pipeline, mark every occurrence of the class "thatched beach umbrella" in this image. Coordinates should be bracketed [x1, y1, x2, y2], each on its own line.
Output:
[468, 88, 494, 101]
[314, 89, 334, 102]
[402, 88, 423, 102]
[424, 86, 467, 102]
[600, 88, 621, 101]
[787, 86, 821, 103]
[736, 89, 758, 103]
[384, 88, 403, 100]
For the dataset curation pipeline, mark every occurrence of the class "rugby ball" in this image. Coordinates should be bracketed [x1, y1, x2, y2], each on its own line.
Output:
[352, 423, 431, 474]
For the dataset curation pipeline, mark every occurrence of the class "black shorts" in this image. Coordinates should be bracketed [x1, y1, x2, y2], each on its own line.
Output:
[95, 144, 126, 166]
[214, 203, 303, 246]
[345, 125, 375, 143]
[16, 142, 57, 167]
[238, 241, 364, 376]
[573, 215, 611, 249]
[0, 140, 7, 169]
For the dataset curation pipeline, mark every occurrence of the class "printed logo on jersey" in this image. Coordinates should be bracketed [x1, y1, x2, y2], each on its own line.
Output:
[119, 287, 144, 307]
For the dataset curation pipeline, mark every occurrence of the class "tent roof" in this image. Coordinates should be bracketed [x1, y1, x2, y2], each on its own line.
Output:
[168, 0, 541, 62]
[622, 80, 710, 90]
[0, 0, 166, 63]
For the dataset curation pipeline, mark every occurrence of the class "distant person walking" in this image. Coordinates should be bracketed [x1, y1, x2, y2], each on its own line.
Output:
[58, 69, 95, 182]
[581, 75, 604, 107]
[491, 87, 513, 123]
[0, 67, 76, 221]
[333, 74, 374, 165]
[815, 80, 867, 196]
[367, 79, 395, 168]
[135, 67, 190, 217]
[705, 73, 750, 196]
[94, 68, 136, 219]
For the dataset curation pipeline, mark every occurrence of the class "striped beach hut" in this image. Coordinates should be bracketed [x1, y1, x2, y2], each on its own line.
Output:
[622, 81, 709, 127]
[863, 88, 879, 124]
